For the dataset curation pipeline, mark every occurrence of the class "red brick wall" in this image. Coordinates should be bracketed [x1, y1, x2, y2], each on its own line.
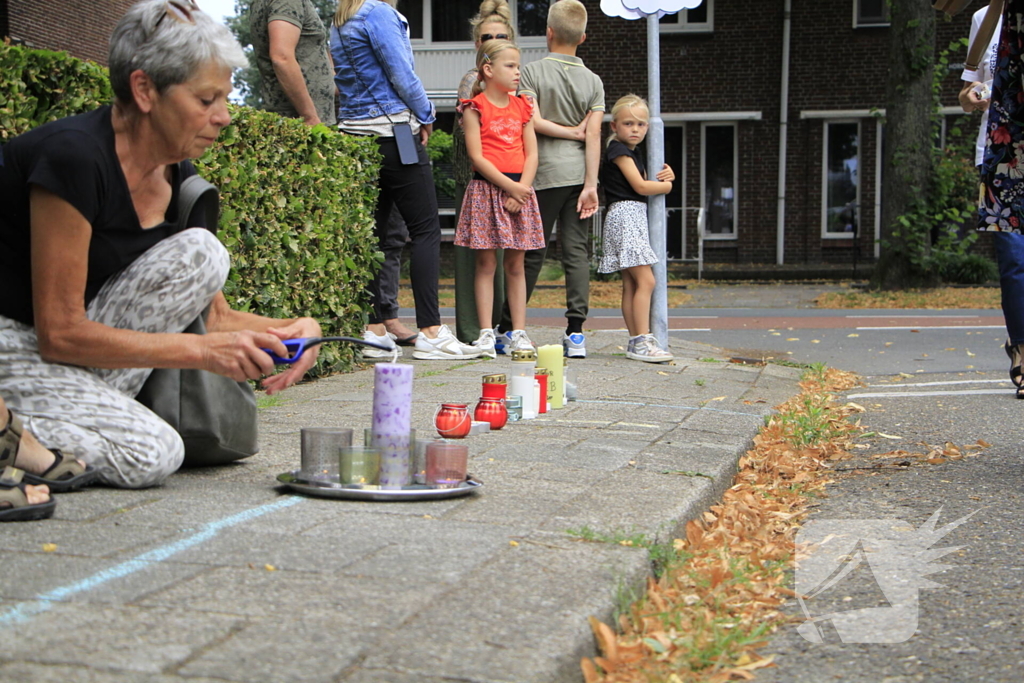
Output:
[579, 0, 977, 265]
[5, 0, 135, 65]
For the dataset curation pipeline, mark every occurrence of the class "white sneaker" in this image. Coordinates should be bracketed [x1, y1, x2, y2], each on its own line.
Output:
[508, 329, 535, 352]
[413, 324, 483, 360]
[627, 334, 673, 363]
[474, 328, 497, 359]
[362, 328, 398, 360]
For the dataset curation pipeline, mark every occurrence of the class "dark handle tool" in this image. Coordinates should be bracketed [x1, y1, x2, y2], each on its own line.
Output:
[262, 336, 394, 364]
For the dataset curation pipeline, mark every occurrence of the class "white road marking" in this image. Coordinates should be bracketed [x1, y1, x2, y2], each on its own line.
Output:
[845, 314, 981, 319]
[872, 379, 1011, 388]
[855, 325, 1005, 331]
[848, 389, 1010, 398]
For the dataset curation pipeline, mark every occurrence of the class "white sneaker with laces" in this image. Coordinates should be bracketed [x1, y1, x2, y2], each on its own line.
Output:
[474, 328, 497, 359]
[627, 334, 673, 363]
[508, 329, 535, 353]
[361, 328, 399, 360]
[413, 324, 483, 360]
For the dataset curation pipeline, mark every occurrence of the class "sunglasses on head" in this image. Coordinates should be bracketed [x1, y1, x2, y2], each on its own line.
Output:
[155, 0, 199, 29]
[480, 33, 509, 42]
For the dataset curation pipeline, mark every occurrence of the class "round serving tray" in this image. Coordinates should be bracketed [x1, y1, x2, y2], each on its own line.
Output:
[276, 470, 483, 502]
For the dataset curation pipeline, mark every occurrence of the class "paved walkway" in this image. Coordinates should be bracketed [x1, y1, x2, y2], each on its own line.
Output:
[0, 292, 814, 683]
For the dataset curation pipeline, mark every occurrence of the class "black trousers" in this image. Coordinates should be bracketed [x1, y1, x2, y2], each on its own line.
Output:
[370, 136, 441, 328]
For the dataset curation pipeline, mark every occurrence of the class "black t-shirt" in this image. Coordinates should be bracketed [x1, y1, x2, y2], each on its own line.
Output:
[0, 106, 204, 325]
[599, 140, 646, 207]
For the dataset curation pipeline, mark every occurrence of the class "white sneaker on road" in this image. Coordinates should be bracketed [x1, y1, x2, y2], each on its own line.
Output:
[362, 328, 399, 360]
[413, 324, 483, 360]
[508, 329, 535, 353]
[474, 328, 498, 359]
[562, 332, 586, 358]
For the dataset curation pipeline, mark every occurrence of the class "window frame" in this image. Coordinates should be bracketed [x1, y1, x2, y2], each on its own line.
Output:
[821, 119, 862, 239]
[700, 121, 738, 241]
[659, 0, 714, 34]
[853, 0, 890, 28]
[410, 1, 548, 47]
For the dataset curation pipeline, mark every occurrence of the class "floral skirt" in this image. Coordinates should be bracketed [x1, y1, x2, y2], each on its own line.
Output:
[598, 201, 658, 273]
[980, 0, 1024, 233]
[455, 179, 545, 250]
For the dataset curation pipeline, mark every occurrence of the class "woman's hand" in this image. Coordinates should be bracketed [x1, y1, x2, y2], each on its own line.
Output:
[959, 81, 989, 113]
[656, 164, 675, 182]
[260, 317, 323, 395]
[200, 330, 285, 382]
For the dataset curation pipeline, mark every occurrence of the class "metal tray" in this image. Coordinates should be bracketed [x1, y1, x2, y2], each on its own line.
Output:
[276, 470, 483, 502]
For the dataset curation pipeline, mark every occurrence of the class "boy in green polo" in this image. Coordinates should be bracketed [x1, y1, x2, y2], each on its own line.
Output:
[496, 0, 604, 358]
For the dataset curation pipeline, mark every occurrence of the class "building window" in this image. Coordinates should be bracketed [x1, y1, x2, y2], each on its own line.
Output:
[399, 0, 549, 43]
[822, 121, 861, 237]
[660, 0, 713, 33]
[701, 123, 737, 239]
[854, 0, 889, 27]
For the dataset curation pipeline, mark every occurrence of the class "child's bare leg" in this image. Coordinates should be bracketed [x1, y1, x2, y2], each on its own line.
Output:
[474, 250, 498, 334]
[626, 265, 656, 336]
[503, 250, 528, 330]
[620, 269, 637, 337]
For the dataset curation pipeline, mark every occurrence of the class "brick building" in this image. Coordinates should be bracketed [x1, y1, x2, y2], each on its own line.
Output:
[1, 0, 134, 65]
[410, 0, 980, 266]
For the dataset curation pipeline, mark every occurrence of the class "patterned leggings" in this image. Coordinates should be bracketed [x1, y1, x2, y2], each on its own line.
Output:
[0, 228, 230, 488]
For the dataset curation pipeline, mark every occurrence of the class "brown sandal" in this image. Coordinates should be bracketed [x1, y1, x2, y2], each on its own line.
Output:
[0, 466, 56, 521]
[0, 410, 100, 492]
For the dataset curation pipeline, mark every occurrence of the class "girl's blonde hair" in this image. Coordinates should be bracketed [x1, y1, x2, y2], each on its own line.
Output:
[607, 93, 650, 147]
[470, 0, 516, 42]
[472, 39, 519, 96]
[334, 0, 398, 27]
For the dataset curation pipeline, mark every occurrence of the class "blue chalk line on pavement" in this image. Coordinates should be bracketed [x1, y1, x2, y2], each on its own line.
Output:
[0, 495, 305, 629]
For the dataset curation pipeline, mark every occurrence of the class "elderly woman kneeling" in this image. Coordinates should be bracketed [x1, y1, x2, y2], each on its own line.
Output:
[0, 0, 322, 488]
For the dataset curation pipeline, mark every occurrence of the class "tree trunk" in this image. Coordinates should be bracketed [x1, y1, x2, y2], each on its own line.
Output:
[872, 0, 938, 290]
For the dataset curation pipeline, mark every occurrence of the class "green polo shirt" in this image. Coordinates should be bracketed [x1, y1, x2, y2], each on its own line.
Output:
[519, 53, 605, 191]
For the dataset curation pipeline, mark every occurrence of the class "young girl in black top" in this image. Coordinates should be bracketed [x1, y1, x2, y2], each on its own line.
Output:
[598, 94, 675, 363]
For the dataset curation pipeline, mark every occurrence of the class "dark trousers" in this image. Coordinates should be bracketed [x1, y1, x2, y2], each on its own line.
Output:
[499, 184, 592, 331]
[378, 208, 409, 321]
[371, 136, 441, 328]
[994, 230, 1024, 344]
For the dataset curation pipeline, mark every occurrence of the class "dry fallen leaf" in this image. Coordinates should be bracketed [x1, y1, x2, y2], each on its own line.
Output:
[711, 396, 727, 402]
[786, 338, 800, 341]
[264, 564, 276, 571]
[509, 540, 519, 547]
[42, 543, 57, 552]
[847, 333, 859, 338]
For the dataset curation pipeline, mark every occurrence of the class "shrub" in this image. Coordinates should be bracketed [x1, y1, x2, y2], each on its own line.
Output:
[0, 42, 381, 376]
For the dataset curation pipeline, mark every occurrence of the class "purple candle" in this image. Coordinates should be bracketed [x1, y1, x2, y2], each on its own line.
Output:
[372, 363, 414, 488]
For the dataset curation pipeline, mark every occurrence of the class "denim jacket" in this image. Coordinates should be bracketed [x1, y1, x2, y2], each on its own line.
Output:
[330, 0, 435, 124]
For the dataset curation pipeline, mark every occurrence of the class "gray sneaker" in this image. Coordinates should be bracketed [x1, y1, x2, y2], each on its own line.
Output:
[508, 329, 535, 353]
[474, 328, 497, 359]
[413, 324, 483, 360]
[562, 332, 586, 358]
[627, 334, 673, 363]
[362, 329, 399, 360]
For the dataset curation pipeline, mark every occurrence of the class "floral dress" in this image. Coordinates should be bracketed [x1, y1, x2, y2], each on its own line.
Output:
[980, 1, 1024, 232]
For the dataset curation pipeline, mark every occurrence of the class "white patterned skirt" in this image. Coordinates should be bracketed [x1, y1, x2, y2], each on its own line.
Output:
[598, 200, 658, 273]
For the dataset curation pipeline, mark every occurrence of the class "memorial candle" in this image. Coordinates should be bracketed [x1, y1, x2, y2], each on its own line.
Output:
[371, 363, 414, 487]
[536, 345, 564, 409]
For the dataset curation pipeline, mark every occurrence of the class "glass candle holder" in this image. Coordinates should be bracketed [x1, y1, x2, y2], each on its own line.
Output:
[339, 446, 381, 485]
[425, 440, 468, 488]
[364, 428, 415, 489]
[434, 403, 471, 438]
[300, 428, 353, 481]
[474, 397, 507, 430]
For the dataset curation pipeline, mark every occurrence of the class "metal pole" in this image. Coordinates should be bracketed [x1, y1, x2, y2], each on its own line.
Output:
[647, 12, 668, 349]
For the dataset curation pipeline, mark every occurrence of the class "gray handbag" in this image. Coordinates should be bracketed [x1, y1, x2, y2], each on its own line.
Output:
[134, 171, 259, 467]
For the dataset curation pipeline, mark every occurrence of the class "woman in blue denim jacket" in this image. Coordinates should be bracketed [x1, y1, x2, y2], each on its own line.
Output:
[331, 0, 481, 360]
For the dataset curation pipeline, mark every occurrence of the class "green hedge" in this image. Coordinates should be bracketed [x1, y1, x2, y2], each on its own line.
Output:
[0, 42, 381, 375]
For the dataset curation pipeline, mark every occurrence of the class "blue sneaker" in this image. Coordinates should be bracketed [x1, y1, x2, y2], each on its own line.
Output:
[493, 328, 512, 355]
[562, 332, 586, 358]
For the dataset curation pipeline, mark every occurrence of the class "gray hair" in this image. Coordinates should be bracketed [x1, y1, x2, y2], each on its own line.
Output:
[109, 0, 247, 104]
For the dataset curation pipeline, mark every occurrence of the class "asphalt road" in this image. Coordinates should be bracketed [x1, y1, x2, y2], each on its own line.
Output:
[668, 306, 1024, 683]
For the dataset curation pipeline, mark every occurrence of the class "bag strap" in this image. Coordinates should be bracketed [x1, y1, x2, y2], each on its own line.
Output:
[965, 0, 1005, 72]
[176, 173, 219, 234]
[934, 0, 974, 17]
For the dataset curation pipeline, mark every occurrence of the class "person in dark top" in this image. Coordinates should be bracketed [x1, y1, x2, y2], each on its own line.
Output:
[597, 94, 675, 363]
[0, 0, 323, 489]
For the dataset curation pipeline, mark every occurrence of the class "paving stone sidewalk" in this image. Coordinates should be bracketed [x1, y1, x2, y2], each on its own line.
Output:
[0, 327, 803, 683]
